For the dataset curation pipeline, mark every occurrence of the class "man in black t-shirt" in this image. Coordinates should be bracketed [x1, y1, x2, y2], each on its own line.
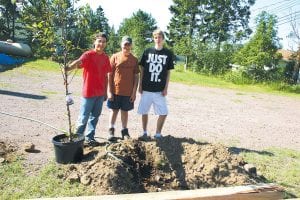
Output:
[138, 29, 174, 139]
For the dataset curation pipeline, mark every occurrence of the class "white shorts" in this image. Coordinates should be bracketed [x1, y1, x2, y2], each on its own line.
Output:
[138, 91, 168, 115]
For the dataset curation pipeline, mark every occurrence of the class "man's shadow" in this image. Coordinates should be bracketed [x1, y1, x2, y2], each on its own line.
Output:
[155, 135, 208, 189]
[0, 89, 46, 100]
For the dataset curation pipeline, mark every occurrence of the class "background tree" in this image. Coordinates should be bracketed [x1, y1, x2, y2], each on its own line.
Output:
[168, 0, 255, 72]
[287, 13, 300, 83]
[90, 6, 110, 34]
[233, 11, 282, 81]
[71, 4, 109, 49]
[200, 0, 254, 49]
[118, 9, 157, 58]
[0, 0, 19, 40]
[20, 0, 57, 57]
[105, 26, 119, 56]
[168, 0, 201, 59]
[20, 0, 110, 59]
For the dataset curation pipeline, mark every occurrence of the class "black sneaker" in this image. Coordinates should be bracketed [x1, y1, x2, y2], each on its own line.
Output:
[121, 128, 130, 140]
[108, 128, 116, 142]
[85, 138, 100, 147]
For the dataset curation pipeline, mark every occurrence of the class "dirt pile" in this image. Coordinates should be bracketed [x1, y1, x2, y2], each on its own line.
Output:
[0, 141, 17, 163]
[63, 136, 262, 195]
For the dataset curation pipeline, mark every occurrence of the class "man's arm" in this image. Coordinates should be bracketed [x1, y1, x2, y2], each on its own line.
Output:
[162, 70, 171, 96]
[130, 73, 139, 102]
[65, 59, 81, 71]
[138, 66, 143, 94]
[107, 72, 114, 101]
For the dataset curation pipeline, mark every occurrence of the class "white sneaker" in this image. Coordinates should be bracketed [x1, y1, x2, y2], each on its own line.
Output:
[154, 133, 162, 139]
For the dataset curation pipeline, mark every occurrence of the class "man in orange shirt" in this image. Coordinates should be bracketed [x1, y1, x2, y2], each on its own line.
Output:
[107, 36, 139, 141]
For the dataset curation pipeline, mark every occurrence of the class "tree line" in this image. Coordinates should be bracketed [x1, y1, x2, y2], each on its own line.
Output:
[0, 0, 299, 84]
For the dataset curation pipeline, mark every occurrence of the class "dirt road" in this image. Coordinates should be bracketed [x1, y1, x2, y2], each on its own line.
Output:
[0, 67, 299, 166]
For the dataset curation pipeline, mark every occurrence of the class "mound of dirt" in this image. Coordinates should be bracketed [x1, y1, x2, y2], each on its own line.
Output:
[63, 136, 263, 195]
[0, 141, 17, 163]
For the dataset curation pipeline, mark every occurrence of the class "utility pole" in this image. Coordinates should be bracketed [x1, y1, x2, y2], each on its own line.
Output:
[12, 1, 15, 41]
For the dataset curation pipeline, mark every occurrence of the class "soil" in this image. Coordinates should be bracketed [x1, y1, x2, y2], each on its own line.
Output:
[0, 66, 299, 195]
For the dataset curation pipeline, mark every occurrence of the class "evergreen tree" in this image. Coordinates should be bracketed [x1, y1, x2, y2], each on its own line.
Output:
[201, 0, 254, 48]
[118, 9, 157, 58]
[168, 0, 254, 47]
[233, 11, 281, 81]
[0, 0, 23, 40]
[168, 0, 255, 69]
[167, 0, 201, 65]
[90, 6, 110, 34]
[106, 26, 119, 56]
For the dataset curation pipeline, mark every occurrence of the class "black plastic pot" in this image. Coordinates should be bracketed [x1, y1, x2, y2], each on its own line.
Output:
[52, 134, 84, 164]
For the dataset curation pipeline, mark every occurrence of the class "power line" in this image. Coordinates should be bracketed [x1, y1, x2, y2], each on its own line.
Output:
[268, 0, 299, 13]
[277, 10, 300, 21]
[268, 0, 297, 11]
[252, 0, 292, 12]
[248, 10, 300, 30]
[277, 15, 300, 26]
[252, 0, 299, 17]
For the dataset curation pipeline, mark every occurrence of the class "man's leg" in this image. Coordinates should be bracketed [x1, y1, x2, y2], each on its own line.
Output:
[109, 109, 119, 128]
[120, 110, 128, 129]
[156, 115, 167, 136]
[142, 114, 148, 133]
[86, 96, 104, 141]
[76, 97, 93, 136]
[121, 110, 130, 139]
[153, 92, 168, 138]
[138, 92, 152, 137]
[108, 109, 118, 141]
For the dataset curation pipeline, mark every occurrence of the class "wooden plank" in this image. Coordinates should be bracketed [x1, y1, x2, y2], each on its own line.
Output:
[33, 183, 284, 200]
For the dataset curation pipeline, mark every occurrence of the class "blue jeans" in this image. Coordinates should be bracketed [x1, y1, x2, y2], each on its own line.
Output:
[76, 96, 104, 140]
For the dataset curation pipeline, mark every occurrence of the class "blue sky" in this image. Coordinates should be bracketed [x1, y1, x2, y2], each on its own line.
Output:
[77, 0, 299, 50]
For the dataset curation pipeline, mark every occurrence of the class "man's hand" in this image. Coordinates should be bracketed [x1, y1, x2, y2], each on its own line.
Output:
[130, 93, 136, 102]
[138, 86, 143, 94]
[162, 88, 168, 96]
[107, 92, 114, 101]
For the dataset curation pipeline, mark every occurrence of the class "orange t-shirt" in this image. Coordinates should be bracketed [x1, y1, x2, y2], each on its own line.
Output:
[110, 52, 139, 96]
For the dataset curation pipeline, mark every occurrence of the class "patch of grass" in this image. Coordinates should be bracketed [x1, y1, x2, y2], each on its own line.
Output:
[241, 148, 300, 198]
[172, 70, 234, 88]
[231, 99, 242, 103]
[235, 92, 245, 95]
[0, 82, 12, 90]
[22, 59, 60, 72]
[0, 157, 92, 199]
[41, 90, 59, 95]
[171, 69, 300, 98]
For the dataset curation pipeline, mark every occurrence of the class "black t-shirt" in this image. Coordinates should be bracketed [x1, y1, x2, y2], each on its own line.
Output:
[140, 47, 174, 92]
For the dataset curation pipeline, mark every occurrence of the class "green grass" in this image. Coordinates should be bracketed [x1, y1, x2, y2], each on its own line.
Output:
[41, 90, 59, 95]
[171, 68, 300, 98]
[22, 59, 61, 72]
[241, 148, 300, 198]
[2, 59, 61, 77]
[0, 82, 12, 90]
[0, 157, 92, 199]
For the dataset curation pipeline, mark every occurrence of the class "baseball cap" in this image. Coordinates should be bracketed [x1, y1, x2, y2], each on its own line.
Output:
[121, 36, 132, 46]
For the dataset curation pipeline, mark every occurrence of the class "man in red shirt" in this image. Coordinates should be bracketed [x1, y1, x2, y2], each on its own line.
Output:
[66, 32, 111, 146]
